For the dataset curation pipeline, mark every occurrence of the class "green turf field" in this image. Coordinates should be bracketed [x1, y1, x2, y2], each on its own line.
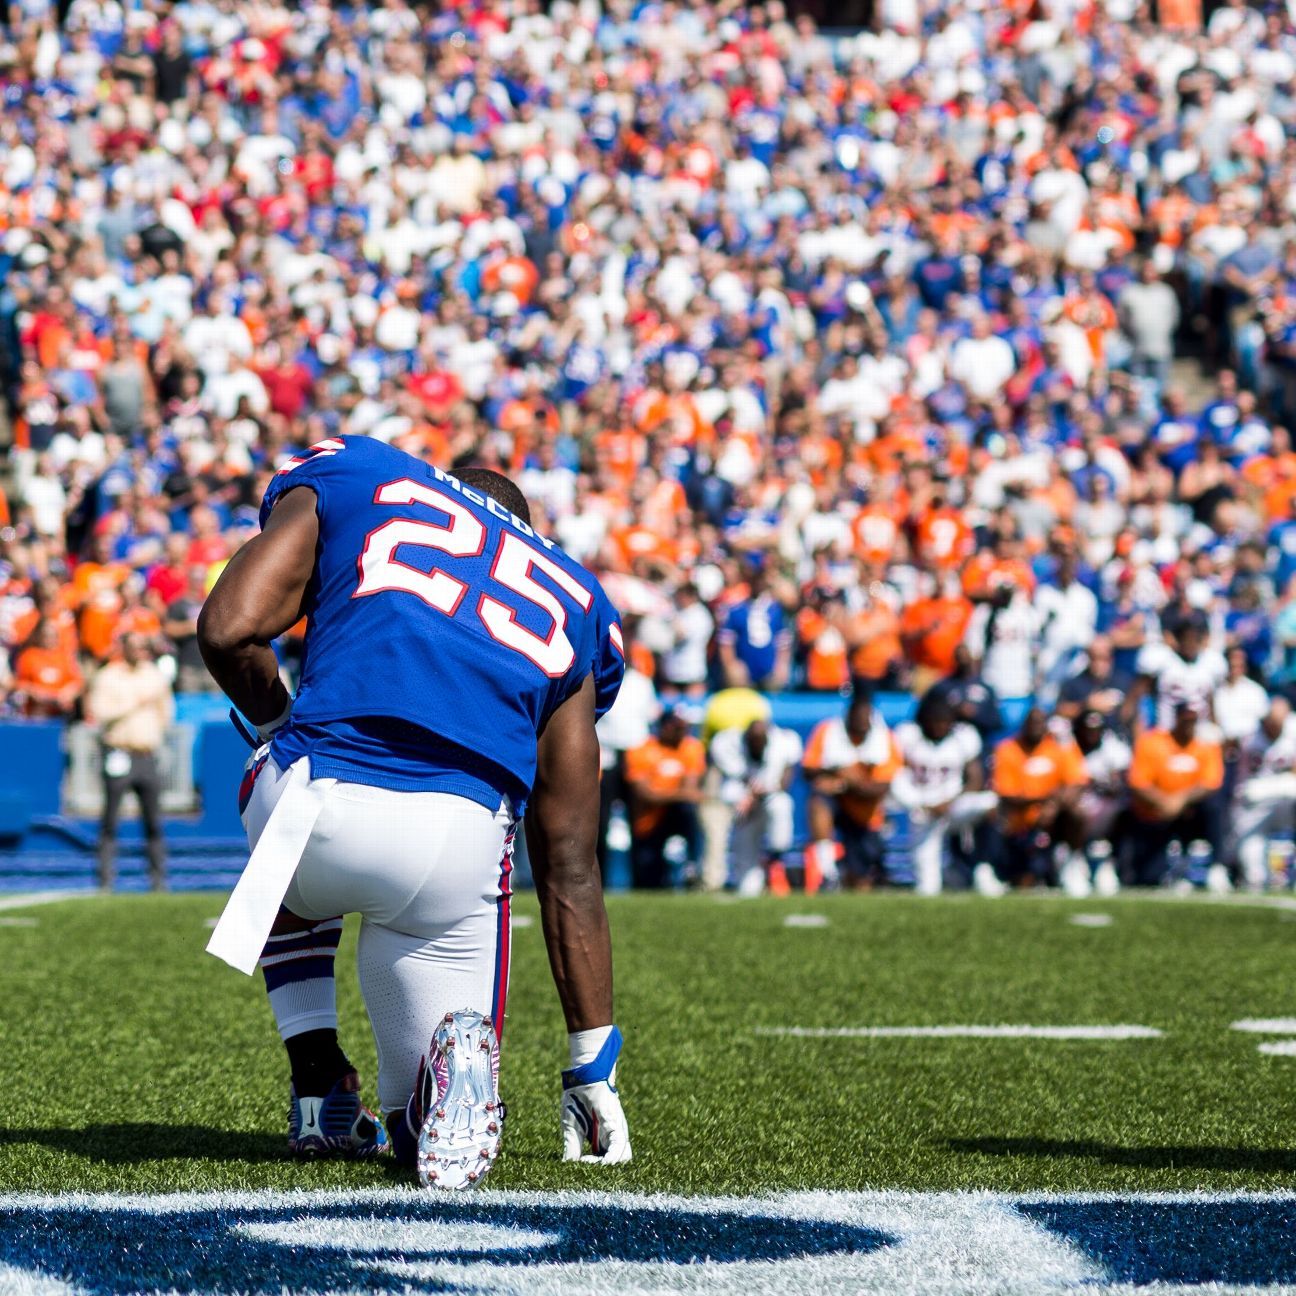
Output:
[3, 890, 1296, 1196]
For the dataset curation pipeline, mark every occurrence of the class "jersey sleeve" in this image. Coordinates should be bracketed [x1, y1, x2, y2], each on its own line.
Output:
[624, 740, 652, 786]
[589, 587, 626, 720]
[1135, 639, 1168, 679]
[708, 728, 742, 778]
[259, 437, 351, 527]
[1200, 740, 1225, 790]
[803, 719, 831, 773]
[873, 734, 903, 784]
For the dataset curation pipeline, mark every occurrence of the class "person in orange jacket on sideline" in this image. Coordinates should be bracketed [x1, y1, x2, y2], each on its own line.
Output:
[803, 689, 903, 893]
[624, 708, 706, 890]
[1125, 701, 1225, 887]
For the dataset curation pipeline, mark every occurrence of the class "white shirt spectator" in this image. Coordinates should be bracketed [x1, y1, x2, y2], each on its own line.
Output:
[964, 591, 1042, 699]
[23, 472, 67, 538]
[660, 600, 715, 689]
[374, 303, 421, 352]
[448, 336, 499, 402]
[49, 427, 107, 473]
[201, 366, 269, 420]
[949, 328, 1017, 399]
[518, 462, 577, 522]
[183, 311, 253, 376]
[1215, 674, 1271, 741]
[1035, 578, 1099, 680]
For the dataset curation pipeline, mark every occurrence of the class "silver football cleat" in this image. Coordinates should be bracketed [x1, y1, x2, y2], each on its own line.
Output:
[416, 1009, 504, 1190]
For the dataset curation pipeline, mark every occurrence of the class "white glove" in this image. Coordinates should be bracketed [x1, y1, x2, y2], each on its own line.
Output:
[561, 1026, 632, 1164]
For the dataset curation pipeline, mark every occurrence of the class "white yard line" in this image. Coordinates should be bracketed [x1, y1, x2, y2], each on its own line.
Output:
[1070, 914, 1114, 927]
[783, 914, 829, 928]
[1231, 1018, 1296, 1033]
[1257, 1041, 1296, 1057]
[755, 1024, 1164, 1040]
[0, 890, 92, 913]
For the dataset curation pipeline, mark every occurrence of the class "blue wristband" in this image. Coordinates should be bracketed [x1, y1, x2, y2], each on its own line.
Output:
[562, 1025, 622, 1089]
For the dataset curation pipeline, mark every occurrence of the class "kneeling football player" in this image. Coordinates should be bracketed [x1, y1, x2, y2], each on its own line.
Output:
[198, 440, 631, 1184]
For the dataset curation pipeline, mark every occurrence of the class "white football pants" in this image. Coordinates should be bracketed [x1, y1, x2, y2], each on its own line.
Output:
[244, 756, 515, 1114]
[908, 791, 999, 896]
[729, 792, 795, 896]
[1233, 773, 1296, 890]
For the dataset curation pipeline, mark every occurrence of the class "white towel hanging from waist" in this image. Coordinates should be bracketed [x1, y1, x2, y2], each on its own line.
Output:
[207, 759, 333, 975]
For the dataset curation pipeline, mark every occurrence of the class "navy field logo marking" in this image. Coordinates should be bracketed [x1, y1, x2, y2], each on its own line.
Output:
[1, 1190, 1295, 1293]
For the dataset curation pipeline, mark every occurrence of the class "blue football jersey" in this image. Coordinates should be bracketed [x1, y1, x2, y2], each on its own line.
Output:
[259, 436, 624, 812]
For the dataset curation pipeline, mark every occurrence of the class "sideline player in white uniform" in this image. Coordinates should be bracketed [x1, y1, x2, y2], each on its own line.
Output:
[1129, 612, 1226, 733]
[890, 693, 997, 896]
[709, 717, 803, 896]
[198, 435, 630, 1186]
[1070, 709, 1130, 897]
[1232, 698, 1296, 889]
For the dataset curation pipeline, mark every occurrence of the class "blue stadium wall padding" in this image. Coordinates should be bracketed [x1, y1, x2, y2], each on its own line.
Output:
[0, 722, 64, 832]
[0, 693, 1037, 891]
[768, 691, 918, 734]
[194, 719, 252, 837]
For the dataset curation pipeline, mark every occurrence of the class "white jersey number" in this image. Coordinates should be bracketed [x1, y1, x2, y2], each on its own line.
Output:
[354, 478, 592, 677]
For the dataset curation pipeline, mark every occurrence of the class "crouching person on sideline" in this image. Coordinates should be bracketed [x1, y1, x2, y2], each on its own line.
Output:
[1126, 701, 1226, 889]
[1071, 709, 1130, 897]
[1230, 698, 1296, 890]
[890, 692, 997, 896]
[624, 707, 706, 889]
[984, 707, 1089, 896]
[710, 718, 803, 896]
[803, 689, 903, 892]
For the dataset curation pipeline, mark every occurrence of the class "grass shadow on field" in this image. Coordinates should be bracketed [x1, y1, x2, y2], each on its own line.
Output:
[949, 1137, 1296, 1174]
[0, 1124, 289, 1164]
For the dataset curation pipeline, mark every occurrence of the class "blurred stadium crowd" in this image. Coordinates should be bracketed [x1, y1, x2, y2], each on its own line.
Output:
[2, 0, 1296, 892]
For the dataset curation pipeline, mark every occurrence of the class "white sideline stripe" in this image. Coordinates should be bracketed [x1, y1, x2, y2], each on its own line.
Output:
[756, 1024, 1164, 1040]
[1232, 1018, 1296, 1033]
[1070, 913, 1114, 927]
[0, 917, 38, 928]
[0, 890, 91, 913]
[1258, 1040, 1296, 1057]
[5, 1187, 1296, 1211]
[784, 914, 830, 928]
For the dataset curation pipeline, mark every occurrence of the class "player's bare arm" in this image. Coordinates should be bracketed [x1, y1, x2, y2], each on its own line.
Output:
[197, 487, 318, 727]
[807, 765, 844, 796]
[527, 673, 613, 1033]
[527, 672, 631, 1164]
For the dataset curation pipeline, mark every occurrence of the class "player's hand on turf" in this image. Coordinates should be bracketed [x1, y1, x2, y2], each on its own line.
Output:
[561, 1028, 632, 1164]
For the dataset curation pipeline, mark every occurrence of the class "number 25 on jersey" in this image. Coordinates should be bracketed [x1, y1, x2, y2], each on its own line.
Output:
[354, 479, 593, 678]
